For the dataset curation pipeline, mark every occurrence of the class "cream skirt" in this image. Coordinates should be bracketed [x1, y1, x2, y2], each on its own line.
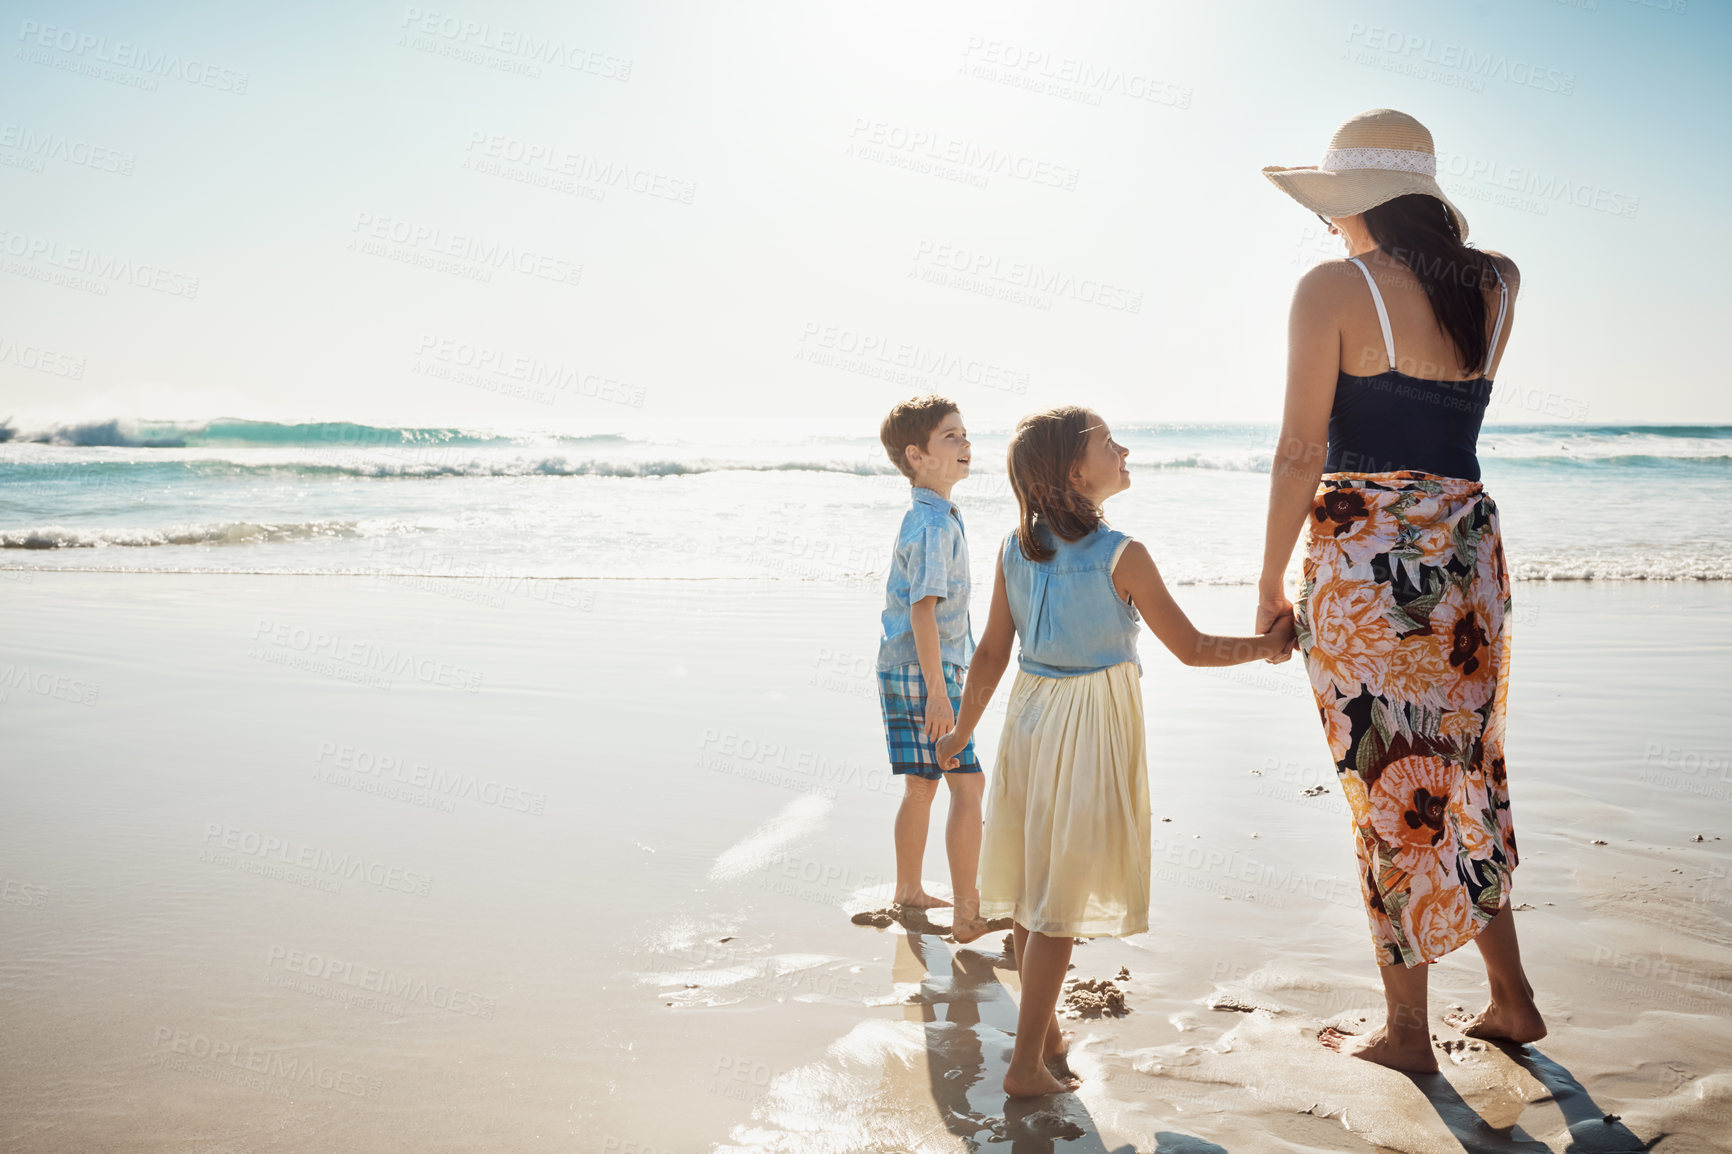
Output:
[978, 661, 1149, 938]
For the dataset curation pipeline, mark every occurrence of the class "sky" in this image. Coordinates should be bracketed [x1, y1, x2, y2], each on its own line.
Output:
[1, 0, 1727, 436]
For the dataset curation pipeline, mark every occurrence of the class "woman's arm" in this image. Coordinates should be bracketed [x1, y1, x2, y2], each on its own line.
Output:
[934, 560, 1014, 767]
[1114, 542, 1294, 667]
[1258, 264, 1343, 656]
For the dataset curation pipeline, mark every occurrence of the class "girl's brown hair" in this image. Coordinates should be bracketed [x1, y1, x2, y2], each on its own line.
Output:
[1006, 406, 1101, 563]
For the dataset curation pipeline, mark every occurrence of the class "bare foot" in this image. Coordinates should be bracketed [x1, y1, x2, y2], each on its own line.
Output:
[950, 915, 991, 943]
[1446, 1001, 1547, 1045]
[1319, 1026, 1439, 1074]
[1003, 1066, 1080, 1098]
[892, 888, 952, 909]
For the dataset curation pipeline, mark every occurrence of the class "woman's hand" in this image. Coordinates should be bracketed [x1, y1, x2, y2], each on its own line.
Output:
[1257, 585, 1295, 663]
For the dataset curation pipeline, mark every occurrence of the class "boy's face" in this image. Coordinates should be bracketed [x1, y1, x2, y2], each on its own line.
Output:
[906, 412, 971, 487]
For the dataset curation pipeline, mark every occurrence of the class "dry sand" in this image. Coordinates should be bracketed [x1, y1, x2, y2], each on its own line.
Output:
[0, 573, 1727, 1152]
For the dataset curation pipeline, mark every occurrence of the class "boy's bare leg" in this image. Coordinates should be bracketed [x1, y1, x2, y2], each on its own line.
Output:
[1005, 927, 1080, 1097]
[943, 771, 989, 940]
[1447, 907, 1547, 1044]
[893, 775, 950, 907]
[1011, 924, 1072, 1073]
[1320, 957, 1439, 1073]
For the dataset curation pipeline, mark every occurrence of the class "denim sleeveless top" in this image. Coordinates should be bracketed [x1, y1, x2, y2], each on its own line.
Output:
[1323, 256, 1509, 483]
[1002, 525, 1142, 679]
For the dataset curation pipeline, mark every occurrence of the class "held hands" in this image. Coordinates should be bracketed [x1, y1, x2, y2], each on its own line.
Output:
[1256, 587, 1297, 664]
[934, 729, 966, 771]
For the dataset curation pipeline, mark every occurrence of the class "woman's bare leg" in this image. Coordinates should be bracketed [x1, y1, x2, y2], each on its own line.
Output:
[893, 775, 950, 907]
[943, 772, 989, 940]
[1005, 927, 1079, 1097]
[1450, 907, 1547, 1043]
[1321, 957, 1439, 1073]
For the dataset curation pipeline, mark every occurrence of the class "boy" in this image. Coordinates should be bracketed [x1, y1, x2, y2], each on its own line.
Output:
[876, 395, 989, 942]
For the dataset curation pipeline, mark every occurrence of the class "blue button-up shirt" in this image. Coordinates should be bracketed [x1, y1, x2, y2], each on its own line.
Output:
[877, 487, 975, 672]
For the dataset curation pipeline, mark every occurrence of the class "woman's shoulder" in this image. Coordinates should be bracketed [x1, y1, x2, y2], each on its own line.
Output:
[1480, 249, 1522, 293]
[1292, 258, 1373, 311]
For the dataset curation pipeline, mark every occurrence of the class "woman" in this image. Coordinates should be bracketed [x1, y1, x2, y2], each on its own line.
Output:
[1255, 109, 1545, 1073]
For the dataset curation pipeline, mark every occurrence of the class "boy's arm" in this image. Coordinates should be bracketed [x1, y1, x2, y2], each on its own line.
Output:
[936, 562, 1014, 767]
[909, 596, 953, 741]
[1114, 542, 1293, 667]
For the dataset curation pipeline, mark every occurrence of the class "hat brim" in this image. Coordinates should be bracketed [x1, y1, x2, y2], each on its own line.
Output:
[1263, 165, 1470, 240]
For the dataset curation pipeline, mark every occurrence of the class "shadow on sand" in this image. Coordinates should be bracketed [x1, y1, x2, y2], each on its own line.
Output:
[895, 909, 1224, 1154]
[1405, 1042, 1656, 1154]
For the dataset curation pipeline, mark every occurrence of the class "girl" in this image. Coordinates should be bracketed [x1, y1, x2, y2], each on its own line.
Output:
[936, 407, 1293, 1098]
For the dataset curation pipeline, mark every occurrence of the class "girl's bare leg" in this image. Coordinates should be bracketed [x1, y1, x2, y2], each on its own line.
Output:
[1010, 925, 1070, 1067]
[1320, 957, 1439, 1073]
[943, 772, 989, 940]
[1449, 907, 1547, 1043]
[893, 775, 950, 907]
[1005, 927, 1079, 1097]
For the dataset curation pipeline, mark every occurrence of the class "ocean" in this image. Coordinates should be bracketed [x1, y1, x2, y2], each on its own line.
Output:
[2, 418, 1729, 586]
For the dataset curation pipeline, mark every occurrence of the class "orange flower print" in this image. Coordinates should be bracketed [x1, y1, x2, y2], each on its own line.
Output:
[1404, 862, 1479, 960]
[1455, 773, 1493, 856]
[1403, 494, 1460, 566]
[1304, 578, 1398, 700]
[1312, 488, 1399, 568]
[1368, 754, 1456, 871]
[1429, 583, 1496, 711]
[1380, 634, 1451, 706]
[1320, 688, 1353, 763]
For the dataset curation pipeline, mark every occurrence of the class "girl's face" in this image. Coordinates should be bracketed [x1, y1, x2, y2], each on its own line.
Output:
[1069, 415, 1130, 504]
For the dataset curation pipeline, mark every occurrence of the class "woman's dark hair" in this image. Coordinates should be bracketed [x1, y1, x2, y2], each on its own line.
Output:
[1362, 194, 1500, 376]
[1007, 406, 1101, 563]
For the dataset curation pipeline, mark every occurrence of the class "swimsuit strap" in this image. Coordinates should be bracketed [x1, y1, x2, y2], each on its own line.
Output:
[1348, 257, 1396, 372]
[1483, 265, 1509, 377]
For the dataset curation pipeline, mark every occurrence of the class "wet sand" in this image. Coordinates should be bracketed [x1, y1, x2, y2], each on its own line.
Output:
[1, 573, 1728, 1152]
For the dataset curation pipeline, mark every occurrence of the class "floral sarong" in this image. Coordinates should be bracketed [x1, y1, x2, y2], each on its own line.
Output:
[1294, 471, 1517, 967]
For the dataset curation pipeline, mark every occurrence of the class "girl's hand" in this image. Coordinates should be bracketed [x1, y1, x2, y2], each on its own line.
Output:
[1256, 586, 1295, 664]
[934, 730, 966, 770]
[923, 692, 955, 743]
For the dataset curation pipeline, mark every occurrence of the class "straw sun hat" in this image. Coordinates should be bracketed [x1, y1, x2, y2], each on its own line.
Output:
[1263, 108, 1469, 238]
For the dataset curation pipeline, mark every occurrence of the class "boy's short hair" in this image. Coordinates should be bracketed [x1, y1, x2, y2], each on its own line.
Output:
[879, 395, 959, 481]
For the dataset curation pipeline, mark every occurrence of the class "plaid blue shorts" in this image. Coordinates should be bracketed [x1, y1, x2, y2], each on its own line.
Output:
[878, 662, 981, 780]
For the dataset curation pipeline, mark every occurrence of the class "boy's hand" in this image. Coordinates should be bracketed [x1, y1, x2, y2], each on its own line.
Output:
[923, 692, 955, 743]
[934, 730, 966, 770]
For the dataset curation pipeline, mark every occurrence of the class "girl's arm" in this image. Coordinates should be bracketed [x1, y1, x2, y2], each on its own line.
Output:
[1114, 542, 1294, 667]
[1258, 264, 1342, 656]
[934, 560, 1013, 768]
